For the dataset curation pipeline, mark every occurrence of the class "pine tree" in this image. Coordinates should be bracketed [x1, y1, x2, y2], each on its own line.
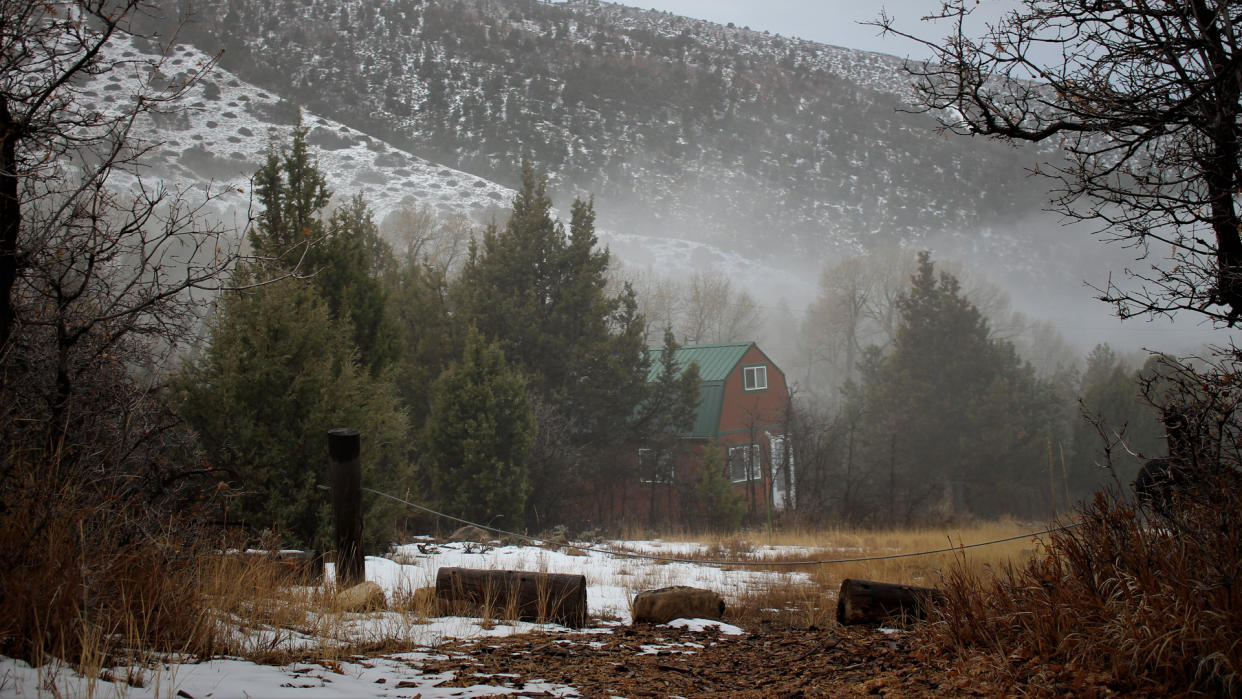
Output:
[849, 252, 1060, 520]
[252, 122, 401, 373]
[175, 269, 410, 549]
[421, 330, 535, 527]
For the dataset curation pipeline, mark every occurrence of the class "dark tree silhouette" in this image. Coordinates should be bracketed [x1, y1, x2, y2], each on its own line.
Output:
[0, 1, 250, 441]
[876, 0, 1242, 324]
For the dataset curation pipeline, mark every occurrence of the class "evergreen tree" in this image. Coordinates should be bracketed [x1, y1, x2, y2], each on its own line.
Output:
[453, 162, 656, 515]
[421, 330, 535, 527]
[848, 252, 1061, 521]
[312, 194, 403, 373]
[390, 260, 463, 431]
[634, 329, 702, 524]
[1070, 352, 1165, 496]
[175, 269, 410, 549]
[694, 441, 745, 532]
[251, 113, 329, 262]
[252, 122, 401, 373]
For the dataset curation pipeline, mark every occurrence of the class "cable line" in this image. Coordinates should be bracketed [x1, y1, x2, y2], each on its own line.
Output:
[364, 487, 1077, 568]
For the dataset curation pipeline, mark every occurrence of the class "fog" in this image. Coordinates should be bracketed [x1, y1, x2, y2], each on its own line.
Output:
[597, 192, 1237, 404]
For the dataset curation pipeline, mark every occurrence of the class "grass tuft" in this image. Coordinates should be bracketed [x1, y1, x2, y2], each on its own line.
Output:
[920, 484, 1242, 695]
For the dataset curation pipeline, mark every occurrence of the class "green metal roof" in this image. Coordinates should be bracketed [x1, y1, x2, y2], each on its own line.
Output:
[646, 342, 754, 383]
[647, 342, 755, 439]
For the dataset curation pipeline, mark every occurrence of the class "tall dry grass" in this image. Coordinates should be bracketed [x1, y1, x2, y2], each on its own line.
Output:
[0, 461, 216, 673]
[614, 521, 1043, 629]
[922, 483, 1242, 695]
[0, 436, 337, 680]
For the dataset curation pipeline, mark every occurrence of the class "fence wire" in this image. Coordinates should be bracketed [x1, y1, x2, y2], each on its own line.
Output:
[364, 486, 1079, 568]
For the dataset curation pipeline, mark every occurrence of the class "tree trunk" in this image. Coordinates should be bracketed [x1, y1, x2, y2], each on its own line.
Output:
[0, 96, 18, 351]
[435, 567, 587, 627]
[836, 578, 943, 626]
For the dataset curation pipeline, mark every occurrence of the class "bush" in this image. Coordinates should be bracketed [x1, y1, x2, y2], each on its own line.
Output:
[924, 353, 1242, 695]
[694, 442, 745, 532]
[0, 346, 223, 665]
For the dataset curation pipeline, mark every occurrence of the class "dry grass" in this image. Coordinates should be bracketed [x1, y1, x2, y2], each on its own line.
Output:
[613, 521, 1043, 630]
[919, 485, 1242, 696]
[0, 474, 220, 676]
[3, 497, 1059, 689]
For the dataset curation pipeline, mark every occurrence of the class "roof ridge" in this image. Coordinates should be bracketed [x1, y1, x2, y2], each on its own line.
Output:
[645, 340, 754, 351]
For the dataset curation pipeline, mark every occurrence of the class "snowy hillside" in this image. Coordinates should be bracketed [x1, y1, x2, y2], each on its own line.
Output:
[92, 32, 820, 304]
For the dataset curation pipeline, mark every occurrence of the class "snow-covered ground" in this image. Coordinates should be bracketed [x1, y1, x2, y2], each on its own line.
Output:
[0, 538, 811, 698]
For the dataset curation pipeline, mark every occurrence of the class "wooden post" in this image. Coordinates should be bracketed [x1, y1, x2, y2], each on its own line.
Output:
[836, 578, 944, 626]
[434, 567, 588, 627]
[328, 427, 364, 587]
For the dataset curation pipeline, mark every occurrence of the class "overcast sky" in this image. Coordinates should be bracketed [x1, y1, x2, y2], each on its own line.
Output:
[614, 0, 1014, 59]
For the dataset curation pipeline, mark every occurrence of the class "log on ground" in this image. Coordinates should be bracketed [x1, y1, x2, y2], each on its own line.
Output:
[836, 578, 943, 626]
[435, 567, 588, 627]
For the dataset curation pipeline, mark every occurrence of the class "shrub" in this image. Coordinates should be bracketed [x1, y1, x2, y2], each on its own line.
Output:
[923, 352, 1242, 695]
[694, 441, 745, 532]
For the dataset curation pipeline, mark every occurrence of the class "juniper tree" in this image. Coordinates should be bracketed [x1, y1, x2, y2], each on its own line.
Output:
[251, 122, 401, 372]
[175, 268, 410, 549]
[453, 162, 654, 517]
[421, 330, 535, 527]
[848, 252, 1062, 520]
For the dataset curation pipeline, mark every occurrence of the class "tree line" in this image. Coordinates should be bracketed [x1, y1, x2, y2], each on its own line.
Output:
[172, 123, 1179, 536]
[173, 121, 705, 547]
[790, 252, 1168, 525]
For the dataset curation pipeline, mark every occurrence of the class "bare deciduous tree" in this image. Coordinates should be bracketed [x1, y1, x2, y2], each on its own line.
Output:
[0, 1, 248, 441]
[876, 0, 1242, 325]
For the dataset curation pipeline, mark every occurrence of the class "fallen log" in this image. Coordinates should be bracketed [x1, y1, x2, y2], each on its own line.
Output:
[435, 567, 587, 627]
[836, 578, 943, 626]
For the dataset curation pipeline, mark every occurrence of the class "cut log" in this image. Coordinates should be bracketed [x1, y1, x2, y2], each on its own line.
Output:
[632, 586, 725, 624]
[836, 578, 944, 626]
[434, 567, 587, 627]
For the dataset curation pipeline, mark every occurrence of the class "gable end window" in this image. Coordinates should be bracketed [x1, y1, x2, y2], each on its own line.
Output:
[743, 365, 768, 391]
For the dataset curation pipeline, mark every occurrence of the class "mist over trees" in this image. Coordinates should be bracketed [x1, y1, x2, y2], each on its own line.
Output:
[0, 0, 1203, 561]
[8, 3, 1242, 693]
[879, 0, 1242, 326]
[785, 251, 1172, 524]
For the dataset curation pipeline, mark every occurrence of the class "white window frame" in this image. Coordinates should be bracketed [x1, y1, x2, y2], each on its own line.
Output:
[638, 448, 674, 485]
[768, 433, 796, 510]
[727, 443, 762, 483]
[743, 364, 768, 391]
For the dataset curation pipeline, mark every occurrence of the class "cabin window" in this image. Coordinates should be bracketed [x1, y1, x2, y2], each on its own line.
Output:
[638, 448, 674, 484]
[727, 444, 762, 483]
[743, 364, 768, 391]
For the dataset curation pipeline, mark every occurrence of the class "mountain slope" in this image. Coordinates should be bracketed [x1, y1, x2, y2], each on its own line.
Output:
[160, 0, 1054, 268]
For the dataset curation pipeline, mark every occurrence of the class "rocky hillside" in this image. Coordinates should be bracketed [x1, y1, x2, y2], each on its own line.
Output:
[155, 0, 1056, 272]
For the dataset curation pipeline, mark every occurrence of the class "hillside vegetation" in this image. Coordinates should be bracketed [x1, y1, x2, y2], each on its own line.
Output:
[164, 0, 1049, 263]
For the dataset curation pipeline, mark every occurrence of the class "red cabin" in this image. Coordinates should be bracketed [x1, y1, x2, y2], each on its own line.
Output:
[619, 342, 794, 527]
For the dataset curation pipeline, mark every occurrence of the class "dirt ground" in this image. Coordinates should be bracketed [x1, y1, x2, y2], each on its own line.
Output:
[411, 623, 1146, 698]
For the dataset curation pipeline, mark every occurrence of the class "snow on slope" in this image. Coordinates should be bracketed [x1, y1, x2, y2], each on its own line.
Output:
[88, 34, 817, 309]
[89, 37, 513, 226]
